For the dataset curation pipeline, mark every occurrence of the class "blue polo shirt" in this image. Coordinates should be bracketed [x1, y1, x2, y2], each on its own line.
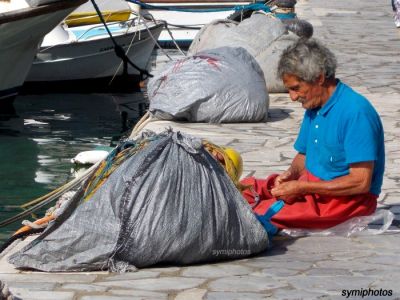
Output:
[294, 80, 385, 196]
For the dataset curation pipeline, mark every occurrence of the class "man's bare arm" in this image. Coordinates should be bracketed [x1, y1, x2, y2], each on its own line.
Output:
[271, 161, 374, 198]
[275, 153, 306, 186]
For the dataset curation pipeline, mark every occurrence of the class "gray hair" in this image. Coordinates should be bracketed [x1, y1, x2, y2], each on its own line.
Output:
[277, 38, 337, 82]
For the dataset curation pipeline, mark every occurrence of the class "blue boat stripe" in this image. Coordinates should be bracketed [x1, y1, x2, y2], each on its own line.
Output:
[128, 0, 272, 14]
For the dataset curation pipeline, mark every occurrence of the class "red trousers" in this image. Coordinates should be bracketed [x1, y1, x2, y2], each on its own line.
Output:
[240, 171, 377, 229]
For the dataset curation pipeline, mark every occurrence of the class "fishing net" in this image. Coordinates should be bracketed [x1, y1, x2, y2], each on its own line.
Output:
[9, 130, 269, 272]
[189, 13, 313, 93]
[148, 46, 268, 123]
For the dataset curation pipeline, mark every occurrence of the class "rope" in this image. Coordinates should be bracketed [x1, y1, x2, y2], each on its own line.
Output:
[130, 111, 157, 138]
[162, 23, 201, 30]
[0, 162, 99, 229]
[0, 136, 158, 232]
[140, 15, 175, 59]
[109, 18, 140, 85]
[20, 162, 98, 209]
[131, 111, 150, 133]
[0, 228, 45, 255]
[90, 0, 153, 80]
[82, 135, 161, 200]
[161, 21, 187, 56]
[135, 10, 186, 58]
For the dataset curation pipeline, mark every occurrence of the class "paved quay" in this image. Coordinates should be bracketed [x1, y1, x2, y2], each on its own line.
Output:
[1, 0, 400, 299]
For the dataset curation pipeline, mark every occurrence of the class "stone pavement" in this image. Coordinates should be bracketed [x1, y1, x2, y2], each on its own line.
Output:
[1, 0, 400, 299]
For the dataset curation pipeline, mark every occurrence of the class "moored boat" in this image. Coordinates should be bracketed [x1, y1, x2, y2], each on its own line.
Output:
[0, 0, 87, 105]
[24, 17, 164, 93]
[133, 0, 257, 47]
[129, 0, 296, 47]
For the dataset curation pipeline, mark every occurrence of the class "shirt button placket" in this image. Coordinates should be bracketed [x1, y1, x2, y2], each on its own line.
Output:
[315, 111, 320, 145]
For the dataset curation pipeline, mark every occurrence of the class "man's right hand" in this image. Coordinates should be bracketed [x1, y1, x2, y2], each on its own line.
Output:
[274, 170, 294, 187]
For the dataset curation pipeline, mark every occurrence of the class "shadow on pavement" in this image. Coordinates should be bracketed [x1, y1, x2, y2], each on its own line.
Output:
[267, 108, 294, 123]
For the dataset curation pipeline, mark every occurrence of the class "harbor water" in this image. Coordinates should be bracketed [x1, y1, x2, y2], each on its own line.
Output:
[0, 49, 185, 244]
[0, 92, 147, 243]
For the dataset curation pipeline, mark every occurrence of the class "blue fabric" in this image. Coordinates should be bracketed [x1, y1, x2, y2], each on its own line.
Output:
[256, 200, 284, 236]
[274, 12, 296, 19]
[294, 80, 385, 195]
[128, 0, 271, 13]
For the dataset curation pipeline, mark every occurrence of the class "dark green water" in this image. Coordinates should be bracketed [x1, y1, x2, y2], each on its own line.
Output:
[0, 93, 146, 243]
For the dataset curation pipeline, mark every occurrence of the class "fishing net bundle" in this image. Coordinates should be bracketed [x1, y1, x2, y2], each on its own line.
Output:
[188, 13, 313, 93]
[9, 130, 269, 272]
[147, 46, 268, 123]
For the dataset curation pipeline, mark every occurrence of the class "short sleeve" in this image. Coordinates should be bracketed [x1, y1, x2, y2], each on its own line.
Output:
[294, 111, 310, 154]
[344, 107, 382, 164]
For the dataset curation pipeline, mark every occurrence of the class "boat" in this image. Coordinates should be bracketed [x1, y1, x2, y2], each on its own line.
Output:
[24, 11, 164, 93]
[64, 0, 132, 27]
[0, 0, 87, 106]
[129, 0, 296, 47]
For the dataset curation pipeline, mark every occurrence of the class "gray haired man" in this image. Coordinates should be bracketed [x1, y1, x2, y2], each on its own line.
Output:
[241, 39, 385, 229]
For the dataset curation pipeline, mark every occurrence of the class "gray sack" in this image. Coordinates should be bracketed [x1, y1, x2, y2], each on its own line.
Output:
[9, 131, 269, 272]
[148, 47, 268, 123]
[189, 13, 310, 93]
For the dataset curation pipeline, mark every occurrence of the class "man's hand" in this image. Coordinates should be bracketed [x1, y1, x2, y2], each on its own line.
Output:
[271, 180, 303, 204]
[274, 153, 305, 187]
[271, 161, 375, 200]
[274, 170, 295, 187]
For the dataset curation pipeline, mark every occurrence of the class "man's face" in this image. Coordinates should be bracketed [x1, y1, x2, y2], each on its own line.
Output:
[282, 73, 325, 110]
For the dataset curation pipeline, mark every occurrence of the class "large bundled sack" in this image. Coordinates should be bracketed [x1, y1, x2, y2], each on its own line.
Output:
[255, 31, 299, 92]
[148, 46, 268, 123]
[189, 13, 313, 93]
[9, 130, 269, 272]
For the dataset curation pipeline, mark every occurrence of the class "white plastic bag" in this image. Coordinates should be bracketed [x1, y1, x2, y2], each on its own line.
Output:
[280, 209, 395, 238]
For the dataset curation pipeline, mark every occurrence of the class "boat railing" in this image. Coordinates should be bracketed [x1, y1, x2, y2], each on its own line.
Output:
[72, 16, 142, 42]
[38, 15, 160, 54]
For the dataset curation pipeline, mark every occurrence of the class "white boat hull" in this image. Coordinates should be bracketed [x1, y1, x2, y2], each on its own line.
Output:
[140, 1, 252, 45]
[148, 9, 236, 43]
[26, 23, 163, 82]
[0, 0, 86, 102]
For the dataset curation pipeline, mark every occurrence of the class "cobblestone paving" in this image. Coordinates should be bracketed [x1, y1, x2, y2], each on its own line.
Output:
[1, 0, 400, 299]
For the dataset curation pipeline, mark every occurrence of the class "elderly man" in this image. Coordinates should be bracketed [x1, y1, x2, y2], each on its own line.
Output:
[241, 38, 385, 229]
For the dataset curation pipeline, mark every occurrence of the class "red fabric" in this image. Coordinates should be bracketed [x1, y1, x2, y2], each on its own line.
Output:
[240, 171, 377, 229]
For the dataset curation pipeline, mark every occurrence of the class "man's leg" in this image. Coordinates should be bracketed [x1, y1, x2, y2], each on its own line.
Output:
[241, 172, 377, 230]
[240, 174, 278, 206]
